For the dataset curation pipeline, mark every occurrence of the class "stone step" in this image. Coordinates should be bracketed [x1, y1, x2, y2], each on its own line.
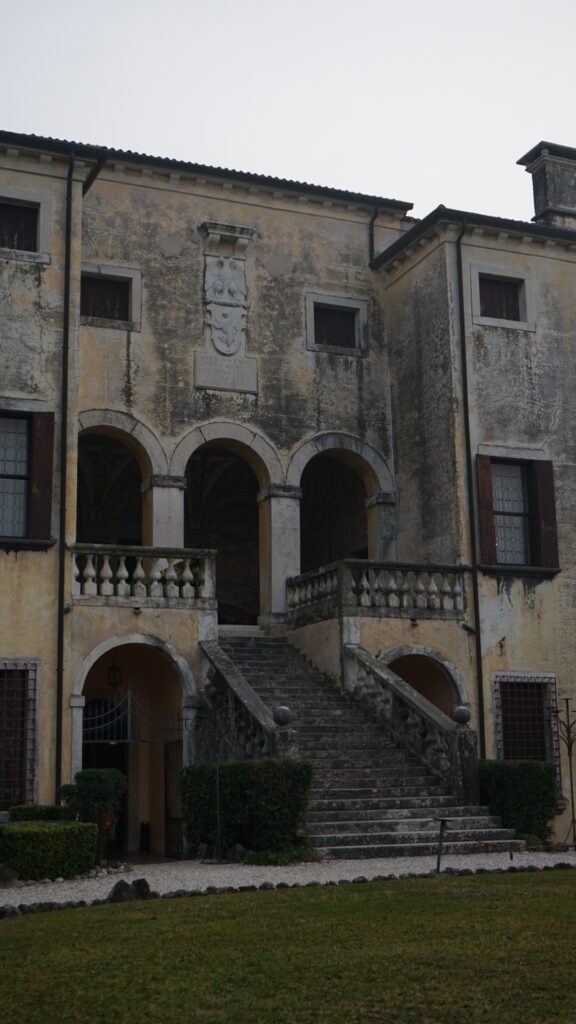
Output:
[319, 839, 525, 859]
[305, 815, 504, 836]
[311, 827, 517, 849]
[307, 803, 492, 821]
[309, 788, 453, 803]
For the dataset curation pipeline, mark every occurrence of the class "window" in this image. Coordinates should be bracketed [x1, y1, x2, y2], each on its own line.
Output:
[306, 293, 367, 354]
[80, 264, 141, 329]
[476, 455, 559, 569]
[0, 413, 54, 541]
[479, 275, 521, 321]
[0, 661, 38, 811]
[81, 275, 130, 322]
[493, 673, 560, 773]
[470, 264, 534, 331]
[0, 201, 38, 252]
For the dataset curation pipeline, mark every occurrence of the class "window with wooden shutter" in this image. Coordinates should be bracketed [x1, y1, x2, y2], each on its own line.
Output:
[0, 412, 54, 540]
[476, 455, 559, 569]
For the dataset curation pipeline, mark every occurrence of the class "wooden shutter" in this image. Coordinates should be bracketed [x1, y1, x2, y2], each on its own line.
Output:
[476, 454, 497, 564]
[529, 460, 559, 569]
[28, 412, 54, 539]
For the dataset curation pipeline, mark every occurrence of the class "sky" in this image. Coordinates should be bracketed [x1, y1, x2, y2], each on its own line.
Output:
[1, 0, 575, 220]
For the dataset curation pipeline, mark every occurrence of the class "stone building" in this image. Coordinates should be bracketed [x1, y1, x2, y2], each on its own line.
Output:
[0, 131, 573, 857]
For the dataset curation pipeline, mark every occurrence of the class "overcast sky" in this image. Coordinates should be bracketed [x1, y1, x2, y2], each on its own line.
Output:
[1, 0, 574, 220]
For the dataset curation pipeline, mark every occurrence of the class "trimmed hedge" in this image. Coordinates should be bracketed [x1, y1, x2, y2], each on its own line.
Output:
[9, 804, 71, 822]
[181, 759, 313, 854]
[0, 821, 98, 880]
[479, 759, 557, 844]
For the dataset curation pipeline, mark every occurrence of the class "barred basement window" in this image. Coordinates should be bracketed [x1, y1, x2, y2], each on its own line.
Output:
[0, 661, 38, 811]
[0, 201, 38, 252]
[493, 673, 560, 778]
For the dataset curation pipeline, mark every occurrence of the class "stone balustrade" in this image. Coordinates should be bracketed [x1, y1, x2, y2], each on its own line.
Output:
[287, 560, 466, 627]
[71, 544, 216, 606]
[343, 644, 478, 805]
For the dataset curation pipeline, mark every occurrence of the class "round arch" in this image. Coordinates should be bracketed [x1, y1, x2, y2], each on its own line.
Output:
[78, 409, 168, 477]
[170, 420, 283, 490]
[72, 632, 195, 699]
[286, 432, 393, 495]
[379, 644, 469, 708]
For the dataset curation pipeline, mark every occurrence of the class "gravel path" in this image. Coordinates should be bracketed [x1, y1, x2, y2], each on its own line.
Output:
[2, 849, 576, 909]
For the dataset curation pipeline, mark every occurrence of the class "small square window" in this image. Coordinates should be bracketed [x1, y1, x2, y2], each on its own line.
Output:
[314, 305, 357, 349]
[0, 201, 38, 252]
[81, 275, 131, 322]
[306, 293, 367, 354]
[479, 275, 521, 321]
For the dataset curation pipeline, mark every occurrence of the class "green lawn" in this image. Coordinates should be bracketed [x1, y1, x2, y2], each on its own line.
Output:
[1, 872, 576, 1024]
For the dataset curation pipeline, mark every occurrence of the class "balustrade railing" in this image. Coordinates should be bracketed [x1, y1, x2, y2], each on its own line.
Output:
[343, 644, 478, 804]
[287, 560, 466, 627]
[71, 544, 216, 605]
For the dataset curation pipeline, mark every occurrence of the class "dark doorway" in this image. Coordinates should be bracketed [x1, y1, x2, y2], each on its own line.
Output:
[83, 729, 128, 854]
[185, 446, 259, 624]
[300, 453, 368, 572]
[77, 433, 142, 545]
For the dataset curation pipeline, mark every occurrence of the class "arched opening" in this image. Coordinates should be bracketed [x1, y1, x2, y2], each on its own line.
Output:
[300, 453, 368, 572]
[185, 445, 260, 624]
[82, 642, 184, 858]
[389, 655, 459, 717]
[76, 432, 144, 545]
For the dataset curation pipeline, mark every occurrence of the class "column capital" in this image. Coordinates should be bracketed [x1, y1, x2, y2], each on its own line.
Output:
[257, 484, 302, 503]
[365, 490, 396, 509]
[141, 474, 187, 494]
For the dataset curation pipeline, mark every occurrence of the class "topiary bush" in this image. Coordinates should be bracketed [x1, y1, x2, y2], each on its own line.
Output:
[0, 821, 98, 880]
[60, 768, 127, 864]
[9, 804, 72, 822]
[181, 759, 313, 855]
[479, 759, 557, 845]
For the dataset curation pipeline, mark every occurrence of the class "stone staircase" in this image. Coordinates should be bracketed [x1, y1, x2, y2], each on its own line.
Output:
[218, 633, 523, 859]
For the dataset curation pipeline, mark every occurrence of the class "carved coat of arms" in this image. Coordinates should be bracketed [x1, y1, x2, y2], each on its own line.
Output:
[205, 303, 246, 356]
[204, 256, 248, 357]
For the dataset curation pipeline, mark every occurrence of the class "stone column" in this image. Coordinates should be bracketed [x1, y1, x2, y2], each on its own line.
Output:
[69, 694, 85, 779]
[257, 485, 302, 628]
[141, 474, 187, 547]
[366, 490, 396, 560]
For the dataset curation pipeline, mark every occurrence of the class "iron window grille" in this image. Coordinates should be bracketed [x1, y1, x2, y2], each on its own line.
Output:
[0, 201, 38, 252]
[493, 672, 561, 784]
[0, 661, 38, 811]
[479, 275, 522, 321]
[81, 274, 131, 322]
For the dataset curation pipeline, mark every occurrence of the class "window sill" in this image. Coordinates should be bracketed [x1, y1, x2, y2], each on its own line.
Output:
[0, 248, 50, 265]
[307, 342, 365, 357]
[0, 537, 56, 552]
[80, 316, 140, 332]
[479, 563, 560, 579]
[472, 315, 535, 332]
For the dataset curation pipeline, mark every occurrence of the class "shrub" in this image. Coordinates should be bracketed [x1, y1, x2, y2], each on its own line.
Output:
[243, 842, 317, 865]
[181, 759, 313, 855]
[0, 821, 97, 880]
[9, 804, 71, 822]
[479, 759, 557, 844]
[60, 768, 127, 864]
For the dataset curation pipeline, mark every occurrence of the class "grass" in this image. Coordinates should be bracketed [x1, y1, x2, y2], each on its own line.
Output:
[1, 871, 576, 1023]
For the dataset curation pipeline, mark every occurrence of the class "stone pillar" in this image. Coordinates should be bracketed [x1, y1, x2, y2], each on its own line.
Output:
[257, 485, 302, 628]
[141, 474, 187, 547]
[366, 490, 396, 560]
[69, 694, 85, 779]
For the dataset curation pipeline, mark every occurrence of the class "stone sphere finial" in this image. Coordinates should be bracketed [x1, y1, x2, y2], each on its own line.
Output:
[452, 705, 472, 725]
[273, 705, 293, 726]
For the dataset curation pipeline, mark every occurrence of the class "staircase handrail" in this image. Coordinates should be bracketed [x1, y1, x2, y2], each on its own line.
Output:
[201, 641, 276, 734]
[343, 644, 478, 804]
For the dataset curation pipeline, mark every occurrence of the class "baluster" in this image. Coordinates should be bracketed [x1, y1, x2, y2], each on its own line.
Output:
[359, 569, 372, 607]
[99, 554, 114, 596]
[372, 569, 385, 607]
[318, 573, 326, 599]
[72, 554, 80, 597]
[399, 571, 412, 609]
[414, 572, 427, 609]
[440, 573, 453, 610]
[181, 559, 195, 598]
[149, 558, 163, 597]
[386, 571, 400, 608]
[132, 557, 147, 598]
[82, 554, 97, 596]
[427, 573, 440, 610]
[165, 558, 179, 598]
[116, 556, 130, 597]
[311, 576, 319, 603]
[341, 566, 357, 606]
[453, 575, 464, 611]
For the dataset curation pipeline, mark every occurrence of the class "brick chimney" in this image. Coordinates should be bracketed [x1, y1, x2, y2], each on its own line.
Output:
[518, 142, 576, 229]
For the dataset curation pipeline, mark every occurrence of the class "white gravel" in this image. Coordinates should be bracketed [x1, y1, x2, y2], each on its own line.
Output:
[2, 849, 576, 909]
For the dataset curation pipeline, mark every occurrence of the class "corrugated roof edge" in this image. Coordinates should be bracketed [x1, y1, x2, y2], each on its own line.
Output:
[371, 205, 576, 269]
[0, 130, 413, 212]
